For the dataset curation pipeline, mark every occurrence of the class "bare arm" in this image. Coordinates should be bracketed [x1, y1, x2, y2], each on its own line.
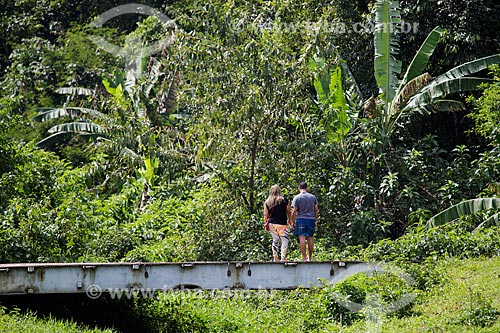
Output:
[286, 202, 291, 225]
[264, 204, 269, 222]
[314, 203, 319, 226]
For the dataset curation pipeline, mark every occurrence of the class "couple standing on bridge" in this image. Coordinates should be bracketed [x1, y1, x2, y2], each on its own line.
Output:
[263, 182, 318, 262]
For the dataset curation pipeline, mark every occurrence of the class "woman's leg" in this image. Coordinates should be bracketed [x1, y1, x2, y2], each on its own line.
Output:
[280, 232, 289, 261]
[270, 228, 280, 262]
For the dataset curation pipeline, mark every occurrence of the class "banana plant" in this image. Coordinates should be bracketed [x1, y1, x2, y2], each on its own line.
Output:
[309, 56, 362, 142]
[370, 0, 500, 144]
[309, 0, 500, 156]
[137, 155, 160, 209]
[425, 198, 500, 232]
[33, 87, 109, 147]
[34, 56, 181, 148]
[309, 55, 364, 166]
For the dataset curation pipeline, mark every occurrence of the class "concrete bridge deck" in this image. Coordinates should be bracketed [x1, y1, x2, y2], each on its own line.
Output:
[0, 261, 374, 295]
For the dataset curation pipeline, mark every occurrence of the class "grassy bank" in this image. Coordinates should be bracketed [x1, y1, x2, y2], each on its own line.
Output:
[0, 309, 115, 333]
[342, 256, 500, 333]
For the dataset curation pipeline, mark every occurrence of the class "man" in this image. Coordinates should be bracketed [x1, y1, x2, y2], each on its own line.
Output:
[290, 181, 318, 261]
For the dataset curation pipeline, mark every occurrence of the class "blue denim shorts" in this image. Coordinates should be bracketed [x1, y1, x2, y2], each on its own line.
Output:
[294, 218, 315, 237]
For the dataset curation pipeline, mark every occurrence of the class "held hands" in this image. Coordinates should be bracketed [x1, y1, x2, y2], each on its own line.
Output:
[264, 219, 270, 232]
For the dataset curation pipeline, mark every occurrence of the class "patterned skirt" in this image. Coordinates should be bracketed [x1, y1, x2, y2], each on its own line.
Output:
[269, 223, 289, 237]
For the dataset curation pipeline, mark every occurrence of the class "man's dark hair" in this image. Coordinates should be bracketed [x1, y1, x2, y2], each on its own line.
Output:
[298, 181, 308, 190]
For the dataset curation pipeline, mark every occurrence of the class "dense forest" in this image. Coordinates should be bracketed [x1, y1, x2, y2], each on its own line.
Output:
[1, 0, 500, 332]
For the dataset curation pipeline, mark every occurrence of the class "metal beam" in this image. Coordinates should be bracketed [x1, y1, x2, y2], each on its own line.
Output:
[0, 261, 365, 295]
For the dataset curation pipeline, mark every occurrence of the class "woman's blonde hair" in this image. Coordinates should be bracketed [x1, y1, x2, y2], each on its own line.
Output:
[265, 185, 284, 209]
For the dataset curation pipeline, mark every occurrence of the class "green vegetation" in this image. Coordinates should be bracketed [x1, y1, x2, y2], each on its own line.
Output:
[339, 256, 500, 333]
[0, 308, 115, 333]
[1, 0, 500, 331]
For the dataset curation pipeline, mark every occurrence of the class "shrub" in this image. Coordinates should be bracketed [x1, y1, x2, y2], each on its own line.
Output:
[364, 225, 500, 262]
[131, 294, 210, 333]
[323, 269, 419, 326]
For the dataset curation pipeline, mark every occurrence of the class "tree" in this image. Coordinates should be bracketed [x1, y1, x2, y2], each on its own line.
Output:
[181, 3, 320, 214]
[467, 65, 500, 144]
[400, 0, 500, 75]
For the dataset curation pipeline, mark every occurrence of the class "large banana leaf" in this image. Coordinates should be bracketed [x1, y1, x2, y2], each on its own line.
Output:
[33, 107, 105, 122]
[431, 54, 500, 85]
[410, 99, 465, 115]
[473, 212, 500, 233]
[328, 65, 348, 112]
[36, 131, 101, 147]
[400, 27, 443, 86]
[402, 54, 500, 113]
[386, 73, 433, 134]
[310, 56, 364, 109]
[309, 57, 331, 105]
[404, 77, 495, 112]
[374, 0, 402, 105]
[138, 156, 160, 188]
[340, 61, 364, 109]
[309, 57, 356, 143]
[393, 73, 432, 113]
[425, 198, 500, 230]
[47, 122, 105, 134]
[56, 87, 95, 96]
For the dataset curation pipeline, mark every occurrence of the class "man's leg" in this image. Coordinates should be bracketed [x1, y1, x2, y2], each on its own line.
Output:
[299, 236, 307, 261]
[307, 236, 314, 261]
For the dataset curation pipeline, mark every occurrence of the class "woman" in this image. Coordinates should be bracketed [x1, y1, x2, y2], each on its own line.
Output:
[264, 185, 291, 262]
